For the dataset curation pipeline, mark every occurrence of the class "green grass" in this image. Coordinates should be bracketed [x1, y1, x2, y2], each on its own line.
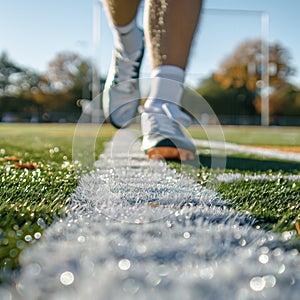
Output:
[216, 175, 300, 232]
[189, 125, 300, 234]
[189, 125, 300, 146]
[0, 123, 112, 283]
[0, 123, 299, 284]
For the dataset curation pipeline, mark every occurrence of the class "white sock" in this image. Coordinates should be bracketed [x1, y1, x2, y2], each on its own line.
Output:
[144, 65, 185, 112]
[144, 65, 192, 127]
[113, 19, 143, 55]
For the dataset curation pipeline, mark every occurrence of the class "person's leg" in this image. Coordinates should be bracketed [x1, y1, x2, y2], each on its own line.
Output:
[142, 0, 202, 161]
[102, 0, 140, 27]
[144, 0, 202, 69]
[102, 0, 143, 54]
[102, 0, 144, 128]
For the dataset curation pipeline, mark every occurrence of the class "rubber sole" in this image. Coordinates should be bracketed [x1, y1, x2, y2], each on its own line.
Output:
[147, 147, 195, 161]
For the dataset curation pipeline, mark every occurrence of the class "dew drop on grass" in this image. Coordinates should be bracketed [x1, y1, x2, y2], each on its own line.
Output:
[24, 235, 32, 242]
[263, 275, 276, 288]
[278, 264, 286, 274]
[9, 248, 18, 258]
[34, 232, 41, 240]
[258, 254, 269, 264]
[250, 276, 265, 291]
[37, 218, 46, 229]
[122, 278, 139, 294]
[2, 239, 9, 246]
[16, 240, 26, 249]
[183, 231, 190, 239]
[77, 235, 86, 243]
[60, 271, 74, 285]
[118, 259, 131, 271]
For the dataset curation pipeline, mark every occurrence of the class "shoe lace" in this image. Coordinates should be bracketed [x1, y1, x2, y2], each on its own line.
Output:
[113, 49, 141, 93]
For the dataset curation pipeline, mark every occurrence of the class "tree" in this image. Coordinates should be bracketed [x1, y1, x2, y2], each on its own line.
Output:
[0, 52, 40, 97]
[254, 83, 300, 116]
[214, 39, 295, 92]
[0, 52, 43, 119]
[27, 51, 99, 120]
[0, 51, 103, 122]
[44, 51, 93, 95]
[197, 75, 256, 116]
[195, 39, 298, 123]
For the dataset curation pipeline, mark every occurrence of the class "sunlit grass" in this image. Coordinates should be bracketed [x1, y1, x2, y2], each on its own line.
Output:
[216, 174, 300, 233]
[0, 123, 113, 283]
[189, 125, 300, 146]
[0, 123, 299, 284]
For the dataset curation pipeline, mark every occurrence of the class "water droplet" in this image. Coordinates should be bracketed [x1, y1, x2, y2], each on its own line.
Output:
[24, 235, 32, 242]
[34, 232, 41, 240]
[258, 254, 269, 264]
[166, 220, 172, 228]
[260, 246, 269, 254]
[1, 239, 8, 246]
[281, 231, 294, 241]
[60, 271, 74, 285]
[118, 259, 131, 271]
[199, 266, 214, 280]
[37, 218, 46, 229]
[278, 264, 285, 274]
[263, 275, 276, 288]
[9, 248, 18, 258]
[183, 232, 191, 239]
[239, 239, 247, 247]
[122, 278, 139, 294]
[146, 274, 161, 286]
[136, 244, 147, 254]
[273, 248, 282, 257]
[250, 276, 265, 291]
[16, 240, 26, 249]
[77, 235, 86, 243]
[27, 263, 41, 276]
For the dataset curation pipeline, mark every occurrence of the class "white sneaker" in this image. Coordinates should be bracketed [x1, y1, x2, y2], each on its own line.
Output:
[141, 108, 196, 161]
[103, 45, 144, 128]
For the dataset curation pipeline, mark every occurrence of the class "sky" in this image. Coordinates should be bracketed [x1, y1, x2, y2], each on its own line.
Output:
[1, 0, 300, 88]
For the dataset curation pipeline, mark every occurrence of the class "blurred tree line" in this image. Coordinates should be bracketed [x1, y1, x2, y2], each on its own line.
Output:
[196, 39, 300, 125]
[0, 51, 99, 122]
[0, 38, 299, 123]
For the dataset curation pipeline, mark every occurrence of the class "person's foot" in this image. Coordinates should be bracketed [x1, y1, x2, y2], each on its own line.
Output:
[102, 39, 144, 128]
[141, 107, 196, 161]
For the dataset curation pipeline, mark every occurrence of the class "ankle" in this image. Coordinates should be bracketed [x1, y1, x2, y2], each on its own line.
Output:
[144, 65, 185, 113]
[113, 19, 143, 55]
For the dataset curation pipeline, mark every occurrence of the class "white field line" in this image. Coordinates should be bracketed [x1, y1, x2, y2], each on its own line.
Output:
[217, 172, 300, 183]
[11, 130, 300, 300]
[193, 139, 300, 162]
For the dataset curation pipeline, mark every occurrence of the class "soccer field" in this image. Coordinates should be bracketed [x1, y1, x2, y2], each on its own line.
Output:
[0, 123, 299, 289]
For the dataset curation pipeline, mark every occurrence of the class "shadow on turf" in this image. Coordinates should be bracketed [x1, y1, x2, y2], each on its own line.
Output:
[199, 154, 300, 172]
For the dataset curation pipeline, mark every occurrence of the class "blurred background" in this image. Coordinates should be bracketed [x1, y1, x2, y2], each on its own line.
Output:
[0, 0, 300, 126]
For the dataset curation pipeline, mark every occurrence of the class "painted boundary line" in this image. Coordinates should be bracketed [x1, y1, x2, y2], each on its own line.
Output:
[194, 139, 300, 162]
